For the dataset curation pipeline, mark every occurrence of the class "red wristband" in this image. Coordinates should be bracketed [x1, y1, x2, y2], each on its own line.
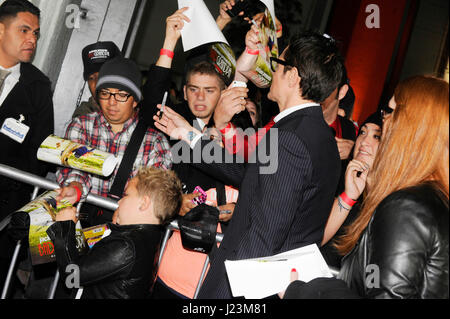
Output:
[339, 192, 357, 207]
[276, 24, 283, 33]
[73, 185, 82, 203]
[219, 122, 233, 135]
[245, 47, 259, 55]
[160, 48, 174, 59]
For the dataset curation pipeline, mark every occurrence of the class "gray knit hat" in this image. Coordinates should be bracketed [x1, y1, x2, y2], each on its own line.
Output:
[96, 57, 143, 102]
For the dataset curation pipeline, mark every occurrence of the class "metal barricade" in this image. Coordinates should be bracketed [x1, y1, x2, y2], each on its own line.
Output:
[158, 220, 224, 299]
[1, 163, 226, 300]
[0, 164, 118, 299]
[1, 163, 339, 299]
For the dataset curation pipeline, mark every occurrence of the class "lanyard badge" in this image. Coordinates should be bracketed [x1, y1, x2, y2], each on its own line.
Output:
[1, 114, 30, 144]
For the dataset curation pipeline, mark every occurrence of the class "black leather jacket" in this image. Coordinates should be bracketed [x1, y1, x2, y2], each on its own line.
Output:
[47, 221, 163, 299]
[337, 183, 449, 298]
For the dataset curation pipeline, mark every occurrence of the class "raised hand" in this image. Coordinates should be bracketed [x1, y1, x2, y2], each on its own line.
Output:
[344, 159, 370, 200]
[245, 23, 260, 50]
[217, 0, 244, 30]
[335, 137, 355, 160]
[153, 105, 201, 144]
[213, 86, 249, 130]
[164, 7, 191, 47]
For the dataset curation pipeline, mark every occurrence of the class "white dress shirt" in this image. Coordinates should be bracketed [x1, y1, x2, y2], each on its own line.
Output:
[0, 63, 21, 107]
[273, 102, 319, 123]
[189, 118, 207, 148]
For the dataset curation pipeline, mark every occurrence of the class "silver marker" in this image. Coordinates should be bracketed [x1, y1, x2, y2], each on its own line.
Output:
[159, 91, 168, 120]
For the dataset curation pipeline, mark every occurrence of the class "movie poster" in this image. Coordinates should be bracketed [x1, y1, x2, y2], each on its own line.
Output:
[240, 6, 279, 88]
[37, 135, 118, 177]
[178, 0, 237, 86]
[18, 191, 86, 265]
[82, 224, 109, 249]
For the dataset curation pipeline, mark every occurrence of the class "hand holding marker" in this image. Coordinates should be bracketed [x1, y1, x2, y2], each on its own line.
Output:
[159, 91, 168, 120]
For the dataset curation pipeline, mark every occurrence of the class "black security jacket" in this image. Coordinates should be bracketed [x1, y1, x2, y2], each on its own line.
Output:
[338, 183, 449, 298]
[0, 63, 54, 187]
[47, 221, 163, 299]
[0, 63, 54, 223]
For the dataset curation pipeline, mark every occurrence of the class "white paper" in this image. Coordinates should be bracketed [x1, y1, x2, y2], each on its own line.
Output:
[260, 0, 276, 24]
[177, 0, 229, 52]
[225, 244, 333, 299]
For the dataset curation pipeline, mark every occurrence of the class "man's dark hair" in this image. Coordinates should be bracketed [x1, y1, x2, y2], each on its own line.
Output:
[283, 31, 346, 104]
[186, 61, 226, 90]
[0, 0, 40, 23]
[339, 84, 355, 119]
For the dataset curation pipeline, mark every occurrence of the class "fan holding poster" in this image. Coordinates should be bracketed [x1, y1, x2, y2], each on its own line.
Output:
[177, 0, 237, 86]
[236, 1, 279, 88]
[10, 190, 87, 265]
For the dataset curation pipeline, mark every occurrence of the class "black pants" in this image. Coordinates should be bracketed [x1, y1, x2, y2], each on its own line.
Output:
[151, 278, 187, 299]
[0, 187, 32, 294]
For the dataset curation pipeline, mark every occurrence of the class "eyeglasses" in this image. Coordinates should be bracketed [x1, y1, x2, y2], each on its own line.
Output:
[270, 57, 292, 73]
[98, 90, 132, 102]
[380, 105, 394, 119]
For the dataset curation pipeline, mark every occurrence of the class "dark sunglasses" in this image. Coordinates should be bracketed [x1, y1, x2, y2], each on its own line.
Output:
[270, 57, 292, 73]
[380, 105, 394, 119]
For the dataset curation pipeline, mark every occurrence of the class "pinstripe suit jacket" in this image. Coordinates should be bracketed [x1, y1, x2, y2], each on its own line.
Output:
[196, 105, 341, 299]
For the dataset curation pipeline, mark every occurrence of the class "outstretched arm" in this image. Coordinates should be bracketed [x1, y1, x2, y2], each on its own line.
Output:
[156, 7, 190, 68]
[140, 7, 190, 126]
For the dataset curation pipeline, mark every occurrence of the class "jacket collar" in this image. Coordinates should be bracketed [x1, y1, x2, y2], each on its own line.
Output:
[108, 223, 164, 232]
[274, 102, 319, 123]
[273, 104, 323, 128]
[19, 62, 50, 85]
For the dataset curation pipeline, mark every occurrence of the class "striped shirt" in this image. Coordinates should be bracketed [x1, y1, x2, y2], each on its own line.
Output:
[56, 111, 172, 198]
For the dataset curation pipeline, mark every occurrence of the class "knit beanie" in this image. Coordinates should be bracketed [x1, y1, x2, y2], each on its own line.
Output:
[96, 57, 143, 102]
[359, 111, 383, 135]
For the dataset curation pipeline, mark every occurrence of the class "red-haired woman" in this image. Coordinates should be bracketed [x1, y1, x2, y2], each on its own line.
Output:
[285, 75, 448, 299]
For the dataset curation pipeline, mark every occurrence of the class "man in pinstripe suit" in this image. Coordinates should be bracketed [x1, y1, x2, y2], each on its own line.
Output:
[154, 31, 343, 299]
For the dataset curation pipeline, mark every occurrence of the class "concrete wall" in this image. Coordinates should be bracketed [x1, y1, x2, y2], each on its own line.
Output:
[51, 0, 139, 136]
[0, 0, 80, 90]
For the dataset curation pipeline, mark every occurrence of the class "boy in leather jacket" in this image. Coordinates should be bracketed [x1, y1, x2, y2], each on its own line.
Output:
[46, 167, 182, 299]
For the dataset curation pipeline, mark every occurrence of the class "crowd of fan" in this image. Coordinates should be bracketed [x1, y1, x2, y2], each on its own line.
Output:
[0, 0, 447, 299]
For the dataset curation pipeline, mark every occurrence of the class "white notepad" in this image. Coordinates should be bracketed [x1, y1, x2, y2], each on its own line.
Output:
[225, 244, 333, 299]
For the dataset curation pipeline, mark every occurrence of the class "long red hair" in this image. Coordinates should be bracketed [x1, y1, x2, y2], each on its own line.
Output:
[335, 75, 449, 255]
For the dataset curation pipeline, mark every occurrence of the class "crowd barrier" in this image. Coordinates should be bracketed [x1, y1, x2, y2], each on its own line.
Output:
[0, 163, 224, 299]
[0, 163, 338, 299]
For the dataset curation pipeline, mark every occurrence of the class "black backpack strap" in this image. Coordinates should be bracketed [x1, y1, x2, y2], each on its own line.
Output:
[109, 120, 148, 199]
[216, 181, 227, 207]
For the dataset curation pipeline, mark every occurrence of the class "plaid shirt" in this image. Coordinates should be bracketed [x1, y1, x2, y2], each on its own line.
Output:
[56, 111, 172, 198]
